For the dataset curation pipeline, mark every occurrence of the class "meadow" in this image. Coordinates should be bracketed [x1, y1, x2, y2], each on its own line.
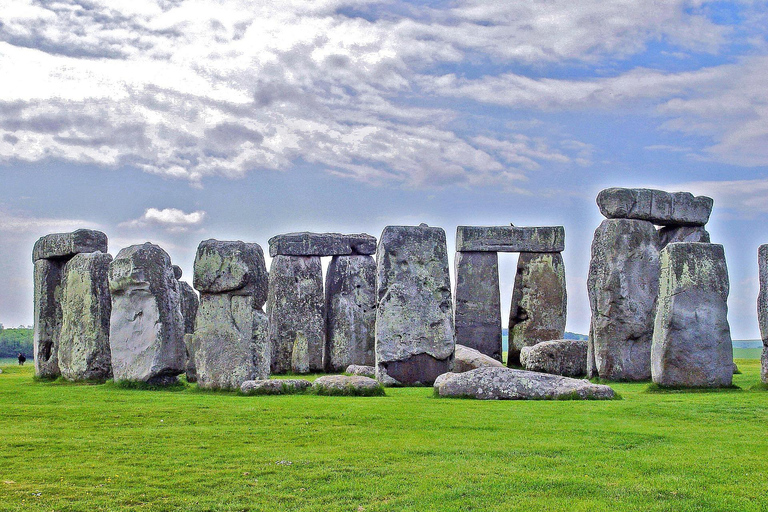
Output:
[1, 359, 767, 511]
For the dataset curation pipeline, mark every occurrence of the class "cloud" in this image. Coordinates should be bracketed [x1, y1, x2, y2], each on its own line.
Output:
[0, 209, 98, 234]
[121, 207, 207, 231]
[674, 178, 768, 216]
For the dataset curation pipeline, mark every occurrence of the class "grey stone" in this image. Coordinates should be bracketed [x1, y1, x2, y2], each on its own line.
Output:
[193, 240, 268, 307]
[108, 243, 186, 384]
[520, 339, 588, 377]
[758, 244, 768, 384]
[33, 229, 108, 261]
[33, 259, 63, 378]
[58, 252, 113, 381]
[733, 362, 740, 374]
[658, 226, 710, 248]
[456, 226, 565, 253]
[179, 281, 199, 335]
[375, 225, 454, 386]
[651, 243, 733, 388]
[325, 255, 376, 372]
[172, 265, 183, 280]
[453, 251, 502, 360]
[345, 364, 376, 377]
[597, 188, 713, 226]
[268, 232, 377, 257]
[312, 375, 384, 395]
[240, 379, 312, 395]
[508, 252, 567, 366]
[184, 333, 197, 383]
[453, 344, 504, 373]
[433, 367, 615, 400]
[588, 219, 660, 381]
[268, 255, 325, 374]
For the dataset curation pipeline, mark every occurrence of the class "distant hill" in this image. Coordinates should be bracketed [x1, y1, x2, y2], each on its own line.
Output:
[502, 329, 587, 341]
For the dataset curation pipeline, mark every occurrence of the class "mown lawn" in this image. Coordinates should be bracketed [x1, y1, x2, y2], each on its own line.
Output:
[1, 360, 766, 511]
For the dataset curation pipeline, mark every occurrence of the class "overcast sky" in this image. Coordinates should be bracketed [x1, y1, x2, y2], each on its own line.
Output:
[2, 0, 768, 338]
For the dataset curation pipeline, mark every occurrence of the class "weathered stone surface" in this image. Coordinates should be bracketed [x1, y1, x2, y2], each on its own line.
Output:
[240, 379, 312, 395]
[193, 240, 268, 306]
[33, 229, 108, 261]
[268, 255, 325, 374]
[652, 243, 733, 387]
[453, 251, 502, 360]
[325, 255, 376, 372]
[434, 367, 615, 400]
[454, 344, 504, 373]
[588, 219, 660, 381]
[172, 265, 183, 280]
[758, 244, 768, 384]
[597, 188, 713, 226]
[312, 375, 384, 395]
[508, 252, 567, 366]
[108, 243, 186, 384]
[456, 226, 565, 253]
[658, 225, 710, 248]
[520, 339, 587, 377]
[345, 364, 376, 377]
[179, 281, 199, 335]
[375, 225, 454, 386]
[184, 333, 197, 383]
[33, 259, 63, 378]
[58, 252, 113, 381]
[268, 232, 377, 257]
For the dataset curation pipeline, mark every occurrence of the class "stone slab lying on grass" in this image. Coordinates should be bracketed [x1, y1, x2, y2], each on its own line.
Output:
[455, 226, 565, 253]
[433, 367, 615, 400]
[240, 379, 312, 395]
[33, 229, 108, 261]
[312, 375, 385, 396]
[520, 339, 588, 377]
[453, 344, 504, 373]
[268, 232, 377, 257]
[345, 365, 376, 378]
[597, 188, 713, 226]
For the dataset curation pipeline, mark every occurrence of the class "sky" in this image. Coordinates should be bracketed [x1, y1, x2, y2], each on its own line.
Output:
[1, 0, 768, 338]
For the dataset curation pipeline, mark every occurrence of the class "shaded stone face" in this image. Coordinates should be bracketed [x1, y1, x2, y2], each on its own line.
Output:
[58, 252, 113, 381]
[760, 244, 768, 384]
[520, 339, 587, 378]
[179, 281, 199, 335]
[325, 255, 376, 372]
[268, 255, 325, 374]
[652, 243, 733, 388]
[453, 251, 502, 361]
[108, 243, 185, 384]
[193, 240, 268, 306]
[508, 252, 567, 367]
[657, 225, 710, 249]
[455, 226, 565, 253]
[268, 232, 377, 257]
[588, 219, 660, 381]
[33, 259, 63, 378]
[33, 229, 108, 262]
[375, 225, 454, 386]
[597, 188, 713, 226]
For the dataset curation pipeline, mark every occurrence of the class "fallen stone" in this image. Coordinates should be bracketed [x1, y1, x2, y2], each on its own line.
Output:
[268, 232, 377, 257]
[455, 226, 565, 253]
[375, 225, 455, 386]
[108, 243, 186, 384]
[33, 259, 63, 378]
[268, 255, 325, 374]
[652, 243, 733, 388]
[325, 255, 376, 372]
[758, 244, 768, 384]
[658, 225, 710, 248]
[58, 252, 113, 381]
[453, 251, 502, 360]
[508, 252, 567, 366]
[588, 219, 660, 381]
[520, 339, 587, 377]
[33, 229, 108, 262]
[312, 375, 385, 395]
[193, 240, 268, 306]
[453, 344, 504, 373]
[597, 188, 713, 226]
[733, 362, 740, 375]
[240, 379, 312, 395]
[433, 367, 615, 400]
[345, 365, 376, 378]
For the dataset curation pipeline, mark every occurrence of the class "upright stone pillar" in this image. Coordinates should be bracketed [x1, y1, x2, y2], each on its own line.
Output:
[375, 224, 454, 386]
[757, 244, 768, 384]
[453, 251, 501, 361]
[108, 243, 186, 384]
[173, 265, 199, 335]
[190, 240, 270, 389]
[652, 243, 732, 387]
[325, 255, 376, 372]
[508, 252, 566, 366]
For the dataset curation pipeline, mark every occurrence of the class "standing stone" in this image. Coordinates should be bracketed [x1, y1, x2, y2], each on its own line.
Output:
[658, 226, 710, 249]
[173, 265, 199, 335]
[58, 252, 113, 381]
[268, 255, 325, 374]
[454, 251, 502, 361]
[507, 252, 567, 367]
[33, 259, 63, 378]
[191, 240, 270, 389]
[759, 245, 768, 384]
[325, 255, 376, 372]
[108, 243, 185, 384]
[375, 225, 454, 386]
[184, 334, 197, 383]
[588, 219, 660, 381]
[652, 243, 733, 387]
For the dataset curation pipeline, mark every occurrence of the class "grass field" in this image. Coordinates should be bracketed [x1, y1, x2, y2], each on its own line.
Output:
[1, 361, 767, 511]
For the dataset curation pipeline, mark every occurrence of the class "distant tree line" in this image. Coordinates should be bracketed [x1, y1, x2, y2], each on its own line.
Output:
[0, 325, 33, 358]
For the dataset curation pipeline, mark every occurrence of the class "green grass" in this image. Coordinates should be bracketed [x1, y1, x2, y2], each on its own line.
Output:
[0, 360, 767, 511]
[733, 347, 762, 360]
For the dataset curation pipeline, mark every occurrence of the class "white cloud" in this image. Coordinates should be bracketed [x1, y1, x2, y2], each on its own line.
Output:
[121, 207, 206, 231]
[674, 178, 768, 215]
[0, 209, 98, 234]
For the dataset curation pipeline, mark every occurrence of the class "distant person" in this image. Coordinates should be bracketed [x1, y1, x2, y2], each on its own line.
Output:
[18, 353, 26, 366]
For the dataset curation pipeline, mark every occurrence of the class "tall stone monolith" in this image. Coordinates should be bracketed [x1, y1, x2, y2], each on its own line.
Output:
[173, 265, 199, 335]
[453, 251, 502, 361]
[758, 244, 768, 384]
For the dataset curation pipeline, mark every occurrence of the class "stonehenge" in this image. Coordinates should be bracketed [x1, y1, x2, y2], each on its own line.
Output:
[757, 245, 768, 384]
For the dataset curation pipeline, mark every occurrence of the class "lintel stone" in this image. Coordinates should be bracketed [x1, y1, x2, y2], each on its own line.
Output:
[455, 226, 565, 253]
[268, 232, 376, 257]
